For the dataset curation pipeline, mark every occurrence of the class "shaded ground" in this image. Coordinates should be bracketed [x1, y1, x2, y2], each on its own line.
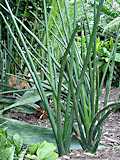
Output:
[9, 107, 48, 126]
[7, 88, 120, 160]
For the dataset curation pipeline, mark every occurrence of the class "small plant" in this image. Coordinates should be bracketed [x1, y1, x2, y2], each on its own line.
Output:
[0, 127, 58, 160]
[26, 141, 58, 160]
[0, 127, 23, 160]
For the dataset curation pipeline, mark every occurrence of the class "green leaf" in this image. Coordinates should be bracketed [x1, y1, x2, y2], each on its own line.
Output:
[103, 17, 120, 32]
[0, 89, 51, 113]
[28, 141, 58, 160]
[115, 53, 120, 62]
[0, 117, 82, 150]
[0, 146, 15, 160]
[13, 133, 23, 154]
[36, 141, 57, 160]
[28, 143, 40, 155]
[0, 117, 55, 145]
[44, 152, 58, 160]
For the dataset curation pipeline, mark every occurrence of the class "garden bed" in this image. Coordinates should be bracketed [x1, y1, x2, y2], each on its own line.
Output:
[5, 88, 120, 160]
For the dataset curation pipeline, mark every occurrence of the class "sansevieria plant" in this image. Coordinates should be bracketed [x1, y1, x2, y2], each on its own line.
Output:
[0, 0, 120, 155]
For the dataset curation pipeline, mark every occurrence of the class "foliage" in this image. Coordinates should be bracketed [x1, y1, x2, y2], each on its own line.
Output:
[96, 37, 120, 85]
[0, 0, 120, 156]
[0, 0, 49, 90]
[0, 127, 58, 160]
[27, 141, 58, 160]
[0, 127, 23, 160]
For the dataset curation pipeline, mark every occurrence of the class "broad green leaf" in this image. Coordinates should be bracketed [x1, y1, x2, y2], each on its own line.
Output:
[0, 117, 55, 145]
[36, 141, 56, 159]
[28, 141, 58, 160]
[115, 53, 120, 62]
[28, 143, 40, 155]
[13, 133, 23, 154]
[0, 89, 52, 113]
[0, 117, 82, 150]
[0, 146, 15, 160]
[44, 152, 58, 160]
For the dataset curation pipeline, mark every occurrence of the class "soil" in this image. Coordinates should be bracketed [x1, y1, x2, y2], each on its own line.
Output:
[7, 88, 120, 160]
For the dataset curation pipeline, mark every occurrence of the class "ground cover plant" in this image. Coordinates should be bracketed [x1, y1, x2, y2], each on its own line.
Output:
[0, 126, 58, 160]
[0, 0, 120, 158]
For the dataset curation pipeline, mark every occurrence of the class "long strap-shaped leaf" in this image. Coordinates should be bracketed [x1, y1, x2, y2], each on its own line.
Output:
[56, 25, 79, 154]
[88, 101, 120, 145]
[78, 0, 104, 84]
[0, 3, 47, 53]
[1, 0, 57, 141]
